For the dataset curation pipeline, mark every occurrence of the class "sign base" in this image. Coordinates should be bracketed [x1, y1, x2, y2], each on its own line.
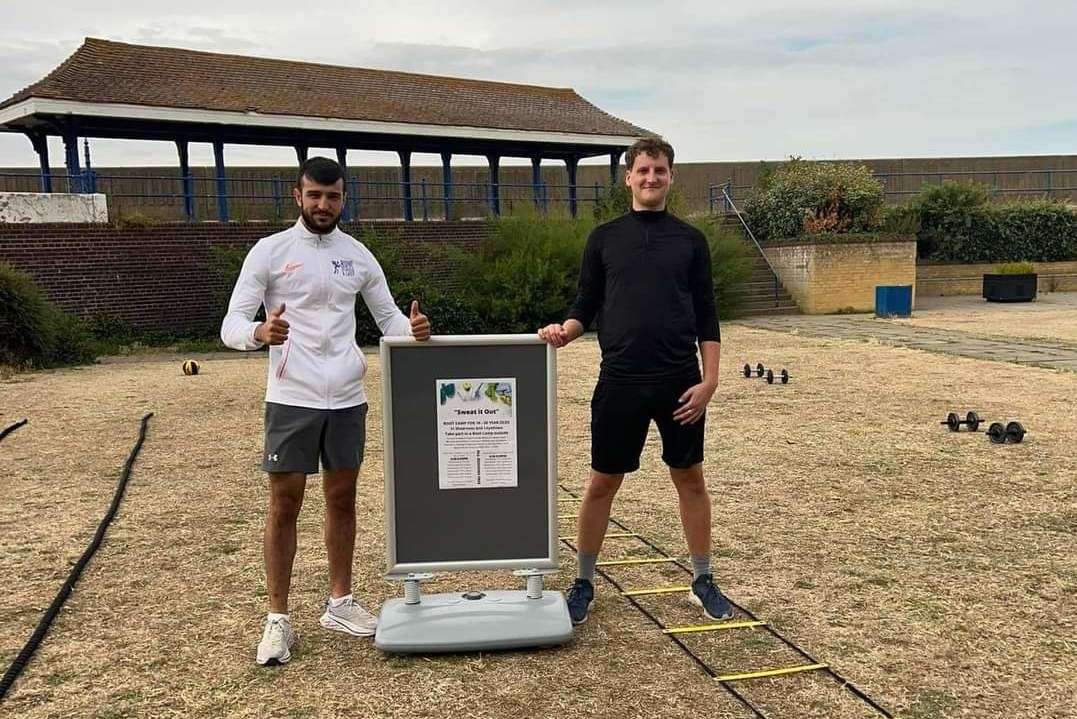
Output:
[375, 589, 573, 653]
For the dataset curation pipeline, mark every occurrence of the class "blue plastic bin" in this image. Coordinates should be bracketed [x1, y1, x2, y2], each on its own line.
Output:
[875, 285, 913, 317]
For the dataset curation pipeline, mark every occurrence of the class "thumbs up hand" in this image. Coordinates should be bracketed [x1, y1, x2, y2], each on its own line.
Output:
[255, 303, 290, 345]
[409, 300, 431, 341]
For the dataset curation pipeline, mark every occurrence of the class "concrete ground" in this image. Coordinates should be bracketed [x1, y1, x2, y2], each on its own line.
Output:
[738, 292, 1077, 371]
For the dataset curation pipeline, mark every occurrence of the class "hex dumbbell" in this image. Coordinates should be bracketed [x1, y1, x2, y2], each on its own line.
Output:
[765, 368, 790, 384]
[940, 411, 983, 432]
[742, 363, 765, 378]
[985, 421, 1026, 444]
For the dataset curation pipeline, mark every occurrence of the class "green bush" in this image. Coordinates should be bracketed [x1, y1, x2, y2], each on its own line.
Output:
[354, 277, 483, 347]
[693, 218, 753, 320]
[914, 187, 1077, 263]
[351, 226, 487, 344]
[744, 157, 885, 240]
[879, 203, 921, 235]
[995, 261, 1036, 275]
[451, 209, 594, 333]
[912, 180, 993, 259]
[0, 263, 96, 369]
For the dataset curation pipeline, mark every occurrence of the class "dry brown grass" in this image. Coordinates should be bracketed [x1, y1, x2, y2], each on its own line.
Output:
[1, 323, 1075, 718]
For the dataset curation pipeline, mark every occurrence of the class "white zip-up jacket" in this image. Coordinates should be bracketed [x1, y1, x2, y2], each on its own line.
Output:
[220, 219, 412, 409]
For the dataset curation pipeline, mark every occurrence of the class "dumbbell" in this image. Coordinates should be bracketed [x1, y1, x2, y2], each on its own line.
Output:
[985, 421, 1026, 444]
[743, 363, 765, 378]
[765, 368, 790, 384]
[940, 411, 983, 432]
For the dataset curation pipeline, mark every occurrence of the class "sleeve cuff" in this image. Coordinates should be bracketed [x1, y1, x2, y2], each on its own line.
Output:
[248, 322, 264, 349]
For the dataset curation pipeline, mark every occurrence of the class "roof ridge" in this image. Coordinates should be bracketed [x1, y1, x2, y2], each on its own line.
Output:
[81, 37, 579, 97]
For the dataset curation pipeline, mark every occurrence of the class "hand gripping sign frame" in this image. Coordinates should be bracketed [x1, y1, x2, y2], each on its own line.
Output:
[375, 334, 572, 653]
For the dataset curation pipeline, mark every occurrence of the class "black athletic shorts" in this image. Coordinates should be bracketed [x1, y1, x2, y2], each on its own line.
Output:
[262, 402, 368, 474]
[590, 375, 705, 474]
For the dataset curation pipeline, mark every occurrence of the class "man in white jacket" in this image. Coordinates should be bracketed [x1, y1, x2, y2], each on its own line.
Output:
[221, 156, 431, 666]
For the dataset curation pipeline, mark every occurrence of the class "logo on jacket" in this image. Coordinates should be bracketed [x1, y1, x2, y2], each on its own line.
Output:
[332, 259, 355, 276]
[282, 261, 304, 273]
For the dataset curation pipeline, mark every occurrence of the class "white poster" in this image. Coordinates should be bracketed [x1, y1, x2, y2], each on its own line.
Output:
[436, 378, 518, 490]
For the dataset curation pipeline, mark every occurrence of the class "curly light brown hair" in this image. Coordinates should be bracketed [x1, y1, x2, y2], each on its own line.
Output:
[625, 136, 675, 171]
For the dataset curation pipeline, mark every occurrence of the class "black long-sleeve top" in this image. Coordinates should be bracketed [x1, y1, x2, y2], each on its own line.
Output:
[566, 209, 721, 383]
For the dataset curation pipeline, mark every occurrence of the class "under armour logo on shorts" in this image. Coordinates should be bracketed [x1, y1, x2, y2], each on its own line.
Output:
[267, 453, 279, 462]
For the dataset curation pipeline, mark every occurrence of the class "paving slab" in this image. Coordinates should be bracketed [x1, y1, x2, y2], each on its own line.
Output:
[736, 307, 1077, 372]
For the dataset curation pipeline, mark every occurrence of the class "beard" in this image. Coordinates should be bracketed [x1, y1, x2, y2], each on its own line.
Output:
[300, 206, 342, 233]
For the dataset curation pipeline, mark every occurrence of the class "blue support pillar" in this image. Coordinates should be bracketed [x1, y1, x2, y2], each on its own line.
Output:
[566, 156, 579, 218]
[609, 151, 622, 186]
[399, 150, 413, 221]
[336, 147, 350, 221]
[441, 152, 453, 221]
[82, 139, 97, 193]
[213, 139, 229, 222]
[25, 132, 52, 193]
[61, 128, 82, 193]
[487, 153, 501, 217]
[531, 156, 542, 208]
[295, 145, 309, 165]
[175, 139, 195, 222]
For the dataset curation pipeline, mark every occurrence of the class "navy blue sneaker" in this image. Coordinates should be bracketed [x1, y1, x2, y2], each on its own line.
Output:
[689, 574, 734, 621]
[565, 578, 594, 625]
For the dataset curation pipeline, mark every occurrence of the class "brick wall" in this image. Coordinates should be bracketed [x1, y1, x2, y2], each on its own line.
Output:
[917, 261, 1077, 296]
[762, 239, 917, 314]
[0, 220, 490, 334]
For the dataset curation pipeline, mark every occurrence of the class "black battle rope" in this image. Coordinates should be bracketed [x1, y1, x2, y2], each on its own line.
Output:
[559, 483, 895, 719]
[0, 413, 154, 702]
[0, 419, 28, 443]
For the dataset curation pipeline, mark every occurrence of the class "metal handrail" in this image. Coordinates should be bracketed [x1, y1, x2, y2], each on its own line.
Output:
[719, 182, 780, 306]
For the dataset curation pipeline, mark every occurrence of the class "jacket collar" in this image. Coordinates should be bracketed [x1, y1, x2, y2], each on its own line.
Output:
[293, 217, 340, 245]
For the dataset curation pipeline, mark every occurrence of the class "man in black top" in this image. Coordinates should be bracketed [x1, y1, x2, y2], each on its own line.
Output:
[538, 136, 733, 626]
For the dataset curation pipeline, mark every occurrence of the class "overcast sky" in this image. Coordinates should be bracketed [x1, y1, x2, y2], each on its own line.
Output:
[0, 1, 1073, 167]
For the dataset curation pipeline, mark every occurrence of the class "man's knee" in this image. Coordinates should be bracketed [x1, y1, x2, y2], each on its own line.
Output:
[670, 464, 706, 494]
[323, 470, 357, 514]
[586, 471, 624, 500]
[268, 473, 306, 520]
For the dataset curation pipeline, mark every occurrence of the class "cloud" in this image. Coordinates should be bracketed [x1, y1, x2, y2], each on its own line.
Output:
[0, 1, 1074, 165]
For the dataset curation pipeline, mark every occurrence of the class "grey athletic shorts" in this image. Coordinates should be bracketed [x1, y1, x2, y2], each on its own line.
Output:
[262, 402, 368, 474]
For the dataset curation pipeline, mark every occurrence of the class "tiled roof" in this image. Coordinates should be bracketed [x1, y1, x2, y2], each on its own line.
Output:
[1, 38, 650, 138]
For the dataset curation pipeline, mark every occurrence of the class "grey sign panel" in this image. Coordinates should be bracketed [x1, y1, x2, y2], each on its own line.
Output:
[381, 335, 557, 575]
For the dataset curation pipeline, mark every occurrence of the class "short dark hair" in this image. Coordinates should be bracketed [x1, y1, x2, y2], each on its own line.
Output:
[296, 156, 344, 189]
[625, 136, 675, 171]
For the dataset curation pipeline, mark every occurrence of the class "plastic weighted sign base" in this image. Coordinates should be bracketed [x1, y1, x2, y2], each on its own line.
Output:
[375, 590, 573, 653]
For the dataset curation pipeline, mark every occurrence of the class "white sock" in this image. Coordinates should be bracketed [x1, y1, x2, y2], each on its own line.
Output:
[329, 593, 353, 608]
[267, 612, 289, 623]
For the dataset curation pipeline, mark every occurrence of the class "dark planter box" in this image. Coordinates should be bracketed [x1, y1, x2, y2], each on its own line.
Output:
[982, 273, 1038, 302]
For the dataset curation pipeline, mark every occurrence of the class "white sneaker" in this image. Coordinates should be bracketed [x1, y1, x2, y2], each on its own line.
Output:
[319, 595, 378, 637]
[256, 616, 296, 666]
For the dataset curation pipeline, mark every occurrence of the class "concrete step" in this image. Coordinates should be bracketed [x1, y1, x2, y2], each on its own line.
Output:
[740, 279, 786, 291]
[738, 304, 801, 317]
[737, 282, 793, 295]
[738, 296, 799, 310]
[738, 295, 797, 307]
